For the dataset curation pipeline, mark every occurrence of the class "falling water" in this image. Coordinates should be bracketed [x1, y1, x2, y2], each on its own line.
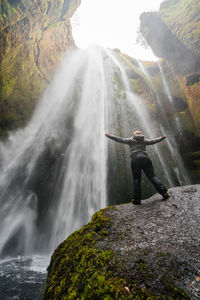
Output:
[157, 62, 191, 184]
[0, 46, 192, 258]
[0, 46, 109, 255]
[138, 60, 190, 185]
[158, 62, 182, 133]
[132, 61, 175, 187]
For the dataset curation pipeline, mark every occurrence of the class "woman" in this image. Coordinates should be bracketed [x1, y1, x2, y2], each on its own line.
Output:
[105, 130, 169, 205]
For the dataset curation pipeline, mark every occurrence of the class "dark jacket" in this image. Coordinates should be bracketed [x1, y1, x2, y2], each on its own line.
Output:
[107, 134, 164, 157]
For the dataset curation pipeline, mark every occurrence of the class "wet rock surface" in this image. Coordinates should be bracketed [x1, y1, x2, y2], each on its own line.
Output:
[100, 185, 200, 254]
[44, 184, 200, 299]
[97, 185, 200, 299]
[0, 0, 80, 135]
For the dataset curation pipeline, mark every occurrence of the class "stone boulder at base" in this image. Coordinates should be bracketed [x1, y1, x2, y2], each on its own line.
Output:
[43, 184, 200, 299]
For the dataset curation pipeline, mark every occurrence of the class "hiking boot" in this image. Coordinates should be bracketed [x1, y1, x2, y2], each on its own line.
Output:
[131, 199, 141, 205]
[162, 192, 170, 200]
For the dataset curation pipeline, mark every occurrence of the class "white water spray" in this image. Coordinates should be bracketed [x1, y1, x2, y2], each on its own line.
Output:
[0, 46, 109, 254]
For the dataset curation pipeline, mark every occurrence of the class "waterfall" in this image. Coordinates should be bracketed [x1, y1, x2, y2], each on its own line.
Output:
[0, 46, 108, 255]
[0, 46, 191, 256]
[157, 62, 183, 134]
[157, 62, 191, 185]
[138, 60, 190, 185]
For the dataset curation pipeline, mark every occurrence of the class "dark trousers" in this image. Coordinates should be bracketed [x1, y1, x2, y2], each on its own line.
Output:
[131, 152, 167, 201]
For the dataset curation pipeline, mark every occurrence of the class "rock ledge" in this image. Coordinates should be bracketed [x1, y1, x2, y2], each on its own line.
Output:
[43, 185, 200, 299]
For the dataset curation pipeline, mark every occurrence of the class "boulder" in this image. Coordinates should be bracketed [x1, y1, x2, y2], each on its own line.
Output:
[43, 184, 200, 299]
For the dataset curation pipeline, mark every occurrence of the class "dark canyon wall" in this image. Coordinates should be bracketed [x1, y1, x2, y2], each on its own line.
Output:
[0, 0, 80, 135]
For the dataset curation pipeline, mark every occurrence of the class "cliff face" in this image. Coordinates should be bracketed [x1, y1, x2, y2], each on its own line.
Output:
[0, 0, 80, 135]
[114, 50, 199, 182]
[140, 0, 200, 134]
[43, 185, 200, 299]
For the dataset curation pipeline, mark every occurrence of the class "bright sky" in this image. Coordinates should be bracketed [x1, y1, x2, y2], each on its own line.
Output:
[71, 0, 164, 61]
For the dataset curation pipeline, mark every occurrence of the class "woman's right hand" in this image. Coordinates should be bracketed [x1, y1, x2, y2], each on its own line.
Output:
[105, 133, 110, 137]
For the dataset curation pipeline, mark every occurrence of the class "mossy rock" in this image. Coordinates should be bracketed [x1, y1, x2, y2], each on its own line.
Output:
[43, 191, 200, 299]
[159, 0, 200, 56]
[187, 151, 200, 160]
[140, 1, 200, 75]
[181, 77, 200, 134]
[139, 1, 200, 135]
[43, 209, 130, 300]
[114, 51, 158, 113]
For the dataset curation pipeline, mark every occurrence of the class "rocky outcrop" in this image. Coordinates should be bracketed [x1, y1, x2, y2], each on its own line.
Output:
[43, 185, 200, 299]
[113, 50, 158, 114]
[0, 0, 80, 135]
[139, 0, 200, 135]
[140, 0, 200, 75]
[140, 12, 200, 75]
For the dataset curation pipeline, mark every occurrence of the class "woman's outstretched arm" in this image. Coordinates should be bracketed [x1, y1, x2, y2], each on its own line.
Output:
[105, 133, 132, 144]
[145, 136, 166, 145]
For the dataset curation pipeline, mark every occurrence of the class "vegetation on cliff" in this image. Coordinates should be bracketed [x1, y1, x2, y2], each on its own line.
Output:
[158, 0, 200, 135]
[139, 0, 200, 136]
[114, 50, 157, 113]
[159, 0, 200, 56]
[0, 0, 80, 135]
[181, 77, 200, 140]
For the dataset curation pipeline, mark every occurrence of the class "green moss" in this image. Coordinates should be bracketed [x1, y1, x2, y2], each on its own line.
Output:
[160, 60, 187, 101]
[100, 230, 109, 236]
[49, 23, 59, 28]
[129, 78, 141, 93]
[43, 209, 131, 300]
[187, 151, 200, 159]
[175, 110, 196, 134]
[0, 0, 80, 136]
[129, 77, 156, 113]
[184, 78, 200, 134]
[0, 42, 46, 135]
[43, 206, 191, 299]
[1, 78, 16, 99]
[113, 73, 124, 99]
[159, 0, 200, 55]
[163, 278, 190, 299]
